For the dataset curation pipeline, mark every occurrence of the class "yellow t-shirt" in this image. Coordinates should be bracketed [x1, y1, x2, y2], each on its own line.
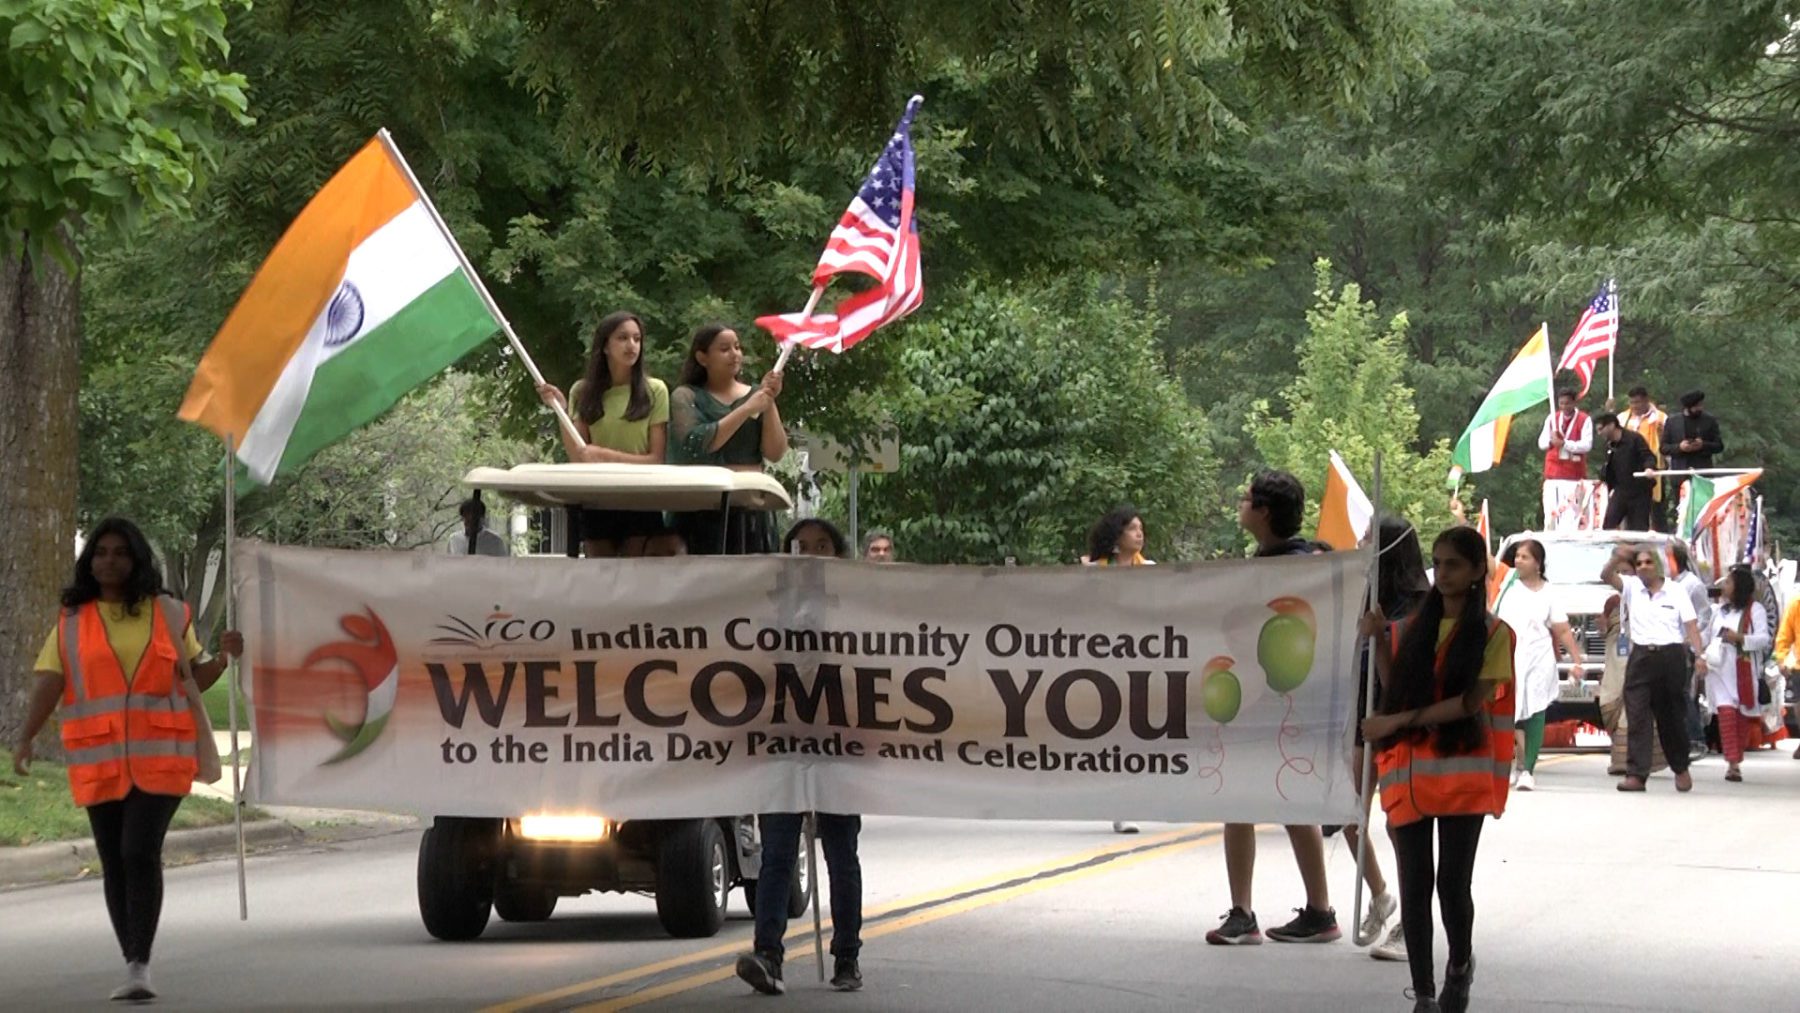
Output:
[570, 378, 671, 455]
[1432, 617, 1515, 686]
[34, 601, 206, 681]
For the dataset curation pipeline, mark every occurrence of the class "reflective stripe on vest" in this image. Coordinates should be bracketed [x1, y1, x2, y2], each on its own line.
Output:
[65, 737, 197, 768]
[1378, 615, 1515, 826]
[57, 597, 199, 806]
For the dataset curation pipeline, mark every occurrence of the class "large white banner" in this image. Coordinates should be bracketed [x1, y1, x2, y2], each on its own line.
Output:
[238, 541, 1370, 824]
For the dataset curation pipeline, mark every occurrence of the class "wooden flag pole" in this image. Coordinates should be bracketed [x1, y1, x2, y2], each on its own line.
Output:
[1351, 451, 1383, 950]
[224, 434, 248, 921]
[374, 129, 583, 448]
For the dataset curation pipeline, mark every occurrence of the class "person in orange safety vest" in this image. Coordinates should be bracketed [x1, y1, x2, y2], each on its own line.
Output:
[10, 517, 243, 1004]
[1361, 525, 1515, 1013]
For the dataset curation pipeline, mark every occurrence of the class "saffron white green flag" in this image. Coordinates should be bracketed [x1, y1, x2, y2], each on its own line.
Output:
[1448, 324, 1554, 486]
[1679, 470, 1762, 539]
[179, 131, 501, 484]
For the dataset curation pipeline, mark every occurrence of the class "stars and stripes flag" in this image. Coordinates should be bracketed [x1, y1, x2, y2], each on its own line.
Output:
[1555, 280, 1618, 397]
[756, 95, 924, 354]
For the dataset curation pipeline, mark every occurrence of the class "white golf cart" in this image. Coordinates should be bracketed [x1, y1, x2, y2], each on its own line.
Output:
[413, 463, 810, 941]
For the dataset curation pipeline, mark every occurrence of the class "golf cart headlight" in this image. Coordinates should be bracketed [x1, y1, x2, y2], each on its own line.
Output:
[519, 814, 609, 842]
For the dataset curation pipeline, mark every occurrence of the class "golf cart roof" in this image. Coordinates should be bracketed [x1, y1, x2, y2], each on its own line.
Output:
[1501, 529, 1685, 547]
[462, 463, 792, 512]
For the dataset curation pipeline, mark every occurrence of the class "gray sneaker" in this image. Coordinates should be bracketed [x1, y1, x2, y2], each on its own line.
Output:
[109, 962, 156, 1002]
[735, 951, 785, 996]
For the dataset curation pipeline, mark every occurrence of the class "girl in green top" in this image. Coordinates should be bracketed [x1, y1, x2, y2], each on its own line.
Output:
[536, 311, 670, 557]
[668, 323, 790, 553]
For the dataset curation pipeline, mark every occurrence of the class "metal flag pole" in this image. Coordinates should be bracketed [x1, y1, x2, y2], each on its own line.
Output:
[225, 434, 248, 920]
[1351, 451, 1383, 942]
[808, 813, 825, 980]
[373, 129, 584, 448]
[1607, 279, 1617, 404]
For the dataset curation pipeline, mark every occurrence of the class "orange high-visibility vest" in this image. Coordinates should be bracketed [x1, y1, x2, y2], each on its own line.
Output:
[55, 596, 199, 806]
[1376, 615, 1515, 827]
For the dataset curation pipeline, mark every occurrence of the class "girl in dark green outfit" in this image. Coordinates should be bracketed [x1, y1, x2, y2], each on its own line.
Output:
[667, 323, 789, 553]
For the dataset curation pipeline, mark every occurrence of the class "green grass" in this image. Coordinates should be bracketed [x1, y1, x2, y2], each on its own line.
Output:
[0, 748, 257, 847]
[201, 678, 251, 730]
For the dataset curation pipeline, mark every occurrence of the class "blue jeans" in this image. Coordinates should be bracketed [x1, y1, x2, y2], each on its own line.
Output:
[752, 812, 862, 961]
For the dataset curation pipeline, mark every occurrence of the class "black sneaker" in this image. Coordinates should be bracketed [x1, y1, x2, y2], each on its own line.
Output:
[1407, 992, 1441, 1012]
[1266, 905, 1342, 943]
[1204, 906, 1262, 945]
[830, 956, 863, 992]
[1440, 954, 1475, 1013]
[735, 951, 785, 996]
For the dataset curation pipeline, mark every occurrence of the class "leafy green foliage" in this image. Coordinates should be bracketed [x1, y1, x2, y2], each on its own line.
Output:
[0, 0, 250, 261]
[1248, 261, 1452, 538]
[855, 279, 1214, 564]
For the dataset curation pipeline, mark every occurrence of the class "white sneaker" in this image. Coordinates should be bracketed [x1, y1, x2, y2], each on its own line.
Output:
[1509, 764, 1521, 787]
[1517, 770, 1535, 792]
[1111, 821, 1140, 834]
[1371, 922, 1407, 961]
[1355, 891, 1397, 946]
[109, 961, 156, 1002]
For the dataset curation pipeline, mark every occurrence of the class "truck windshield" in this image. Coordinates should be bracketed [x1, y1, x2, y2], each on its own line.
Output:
[1536, 541, 1630, 585]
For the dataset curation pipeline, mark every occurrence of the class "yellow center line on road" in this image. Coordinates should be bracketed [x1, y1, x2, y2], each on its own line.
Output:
[574, 829, 1222, 1012]
[483, 825, 1216, 1013]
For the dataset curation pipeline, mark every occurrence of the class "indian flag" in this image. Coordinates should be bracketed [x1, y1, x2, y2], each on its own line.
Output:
[1316, 450, 1374, 550]
[1447, 324, 1554, 486]
[1679, 469, 1762, 539]
[179, 132, 501, 484]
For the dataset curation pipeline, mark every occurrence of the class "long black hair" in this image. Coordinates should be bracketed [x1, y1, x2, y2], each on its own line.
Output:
[1724, 566, 1755, 611]
[677, 323, 734, 389]
[1086, 505, 1142, 563]
[1375, 515, 1429, 616]
[782, 518, 849, 558]
[63, 517, 165, 614]
[1382, 526, 1490, 756]
[576, 311, 652, 424]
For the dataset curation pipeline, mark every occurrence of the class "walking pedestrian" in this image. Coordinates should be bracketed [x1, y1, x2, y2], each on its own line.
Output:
[1493, 540, 1585, 790]
[737, 518, 864, 996]
[1345, 517, 1429, 960]
[1362, 525, 1516, 1013]
[667, 323, 789, 553]
[446, 492, 509, 557]
[1601, 545, 1707, 791]
[1776, 596, 1800, 760]
[1206, 471, 1340, 946]
[9, 518, 244, 1003]
[1670, 544, 1715, 759]
[1080, 505, 1154, 833]
[536, 310, 671, 557]
[1706, 567, 1770, 782]
[862, 529, 897, 563]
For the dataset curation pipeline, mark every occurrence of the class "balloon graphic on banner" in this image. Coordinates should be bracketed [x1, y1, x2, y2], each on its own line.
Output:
[1200, 655, 1242, 724]
[1257, 596, 1317, 694]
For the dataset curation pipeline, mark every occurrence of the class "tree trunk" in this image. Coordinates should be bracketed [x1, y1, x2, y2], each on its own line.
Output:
[0, 241, 82, 756]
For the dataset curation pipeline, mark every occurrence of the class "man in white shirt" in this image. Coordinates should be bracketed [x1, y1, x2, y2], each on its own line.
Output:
[447, 495, 510, 558]
[1602, 545, 1706, 792]
[1537, 388, 1594, 531]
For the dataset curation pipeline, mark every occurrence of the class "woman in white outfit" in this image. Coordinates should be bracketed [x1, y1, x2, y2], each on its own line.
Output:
[1707, 567, 1770, 783]
[1494, 539, 1584, 790]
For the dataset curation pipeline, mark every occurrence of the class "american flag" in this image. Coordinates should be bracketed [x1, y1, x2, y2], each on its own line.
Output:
[1555, 280, 1617, 397]
[756, 96, 924, 353]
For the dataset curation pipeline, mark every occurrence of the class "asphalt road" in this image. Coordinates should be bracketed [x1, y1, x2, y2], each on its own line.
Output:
[3, 751, 1796, 1012]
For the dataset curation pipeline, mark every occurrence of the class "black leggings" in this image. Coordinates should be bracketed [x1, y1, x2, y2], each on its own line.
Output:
[86, 789, 184, 964]
[1390, 813, 1485, 999]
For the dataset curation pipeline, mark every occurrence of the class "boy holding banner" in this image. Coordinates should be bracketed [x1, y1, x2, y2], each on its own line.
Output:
[1206, 471, 1341, 946]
